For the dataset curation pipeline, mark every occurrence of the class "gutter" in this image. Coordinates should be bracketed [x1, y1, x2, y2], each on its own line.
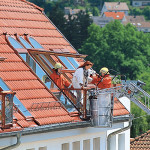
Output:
[107, 115, 133, 150]
[0, 121, 91, 138]
[0, 133, 21, 150]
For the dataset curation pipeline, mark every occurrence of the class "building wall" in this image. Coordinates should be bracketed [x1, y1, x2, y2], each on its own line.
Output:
[0, 122, 130, 150]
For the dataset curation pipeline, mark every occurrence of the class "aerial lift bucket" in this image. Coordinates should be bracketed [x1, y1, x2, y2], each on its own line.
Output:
[90, 89, 113, 127]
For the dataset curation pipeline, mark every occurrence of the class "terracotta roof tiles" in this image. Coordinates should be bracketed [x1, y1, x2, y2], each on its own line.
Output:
[105, 2, 129, 11]
[104, 12, 125, 20]
[130, 130, 150, 150]
[0, 0, 129, 133]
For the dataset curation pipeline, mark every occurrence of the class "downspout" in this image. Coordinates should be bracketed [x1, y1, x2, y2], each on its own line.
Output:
[107, 116, 133, 150]
[0, 133, 21, 150]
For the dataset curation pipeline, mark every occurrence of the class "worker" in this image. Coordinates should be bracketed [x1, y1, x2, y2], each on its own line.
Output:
[91, 67, 111, 89]
[50, 63, 71, 89]
[72, 61, 93, 109]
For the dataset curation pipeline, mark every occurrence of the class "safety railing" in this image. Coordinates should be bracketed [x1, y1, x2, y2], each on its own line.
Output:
[121, 82, 150, 114]
[62, 85, 123, 120]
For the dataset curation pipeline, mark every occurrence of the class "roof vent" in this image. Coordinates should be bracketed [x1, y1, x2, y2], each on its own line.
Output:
[116, 15, 119, 18]
[137, 23, 141, 26]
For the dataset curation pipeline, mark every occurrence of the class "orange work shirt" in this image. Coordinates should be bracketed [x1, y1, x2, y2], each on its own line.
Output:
[50, 69, 71, 89]
[91, 74, 112, 89]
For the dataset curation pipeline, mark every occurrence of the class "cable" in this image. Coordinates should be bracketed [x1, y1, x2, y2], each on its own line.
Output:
[133, 114, 150, 120]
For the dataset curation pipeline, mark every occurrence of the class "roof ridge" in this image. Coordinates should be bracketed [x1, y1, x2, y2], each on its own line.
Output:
[20, 0, 44, 12]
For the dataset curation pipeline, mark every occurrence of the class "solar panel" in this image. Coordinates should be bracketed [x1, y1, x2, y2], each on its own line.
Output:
[0, 78, 32, 117]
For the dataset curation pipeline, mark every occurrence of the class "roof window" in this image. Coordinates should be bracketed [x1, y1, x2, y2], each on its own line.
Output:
[19, 37, 33, 49]
[8, 37, 24, 49]
[0, 78, 32, 118]
[28, 37, 43, 49]
[58, 56, 75, 70]
[67, 57, 79, 68]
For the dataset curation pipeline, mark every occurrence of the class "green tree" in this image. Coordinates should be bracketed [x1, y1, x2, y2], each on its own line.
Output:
[80, 20, 150, 79]
[143, 6, 150, 20]
[47, 4, 67, 34]
[131, 103, 148, 138]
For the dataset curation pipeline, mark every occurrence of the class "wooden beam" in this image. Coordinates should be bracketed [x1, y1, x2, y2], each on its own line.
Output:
[27, 49, 87, 58]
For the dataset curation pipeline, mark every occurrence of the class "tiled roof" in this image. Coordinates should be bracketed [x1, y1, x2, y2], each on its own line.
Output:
[130, 130, 150, 150]
[124, 16, 145, 22]
[123, 16, 150, 28]
[104, 12, 125, 20]
[0, 0, 129, 133]
[105, 2, 129, 11]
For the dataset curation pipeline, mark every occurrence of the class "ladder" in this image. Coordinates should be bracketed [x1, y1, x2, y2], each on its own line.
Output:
[120, 81, 150, 114]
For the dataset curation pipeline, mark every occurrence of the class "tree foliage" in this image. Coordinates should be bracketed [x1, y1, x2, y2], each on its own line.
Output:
[80, 20, 150, 79]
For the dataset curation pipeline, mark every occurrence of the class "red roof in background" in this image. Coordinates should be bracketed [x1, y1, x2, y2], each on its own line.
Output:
[0, 0, 129, 133]
[104, 12, 125, 20]
[130, 130, 150, 150]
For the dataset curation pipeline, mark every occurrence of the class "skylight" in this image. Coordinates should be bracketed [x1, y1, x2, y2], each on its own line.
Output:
[28, 37, 43, 49]
[58, 56, 75, 70]
[67, 57, 79, 68]
[8, 37, 24, 49]
[19, 37, 32, 49]
[0, 78, 32, 117]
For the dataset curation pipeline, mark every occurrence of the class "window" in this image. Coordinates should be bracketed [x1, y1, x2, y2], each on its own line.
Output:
[39, 147, 47, 150]
[0, 78, 32, 118]
[73, 141, 80, 150]
[8, 37, 24, 49]
[28, 37, 43, 49]
[67, 57, 79, 68]
[93, 137, 100, 150]
[118, 134, 125, 150]
[62, 143, 69, 150]
[83, 139, 90, 150]
[36, 63, 51, 88]
[58, 56, 75, 70]
[19, 37, 32, 49]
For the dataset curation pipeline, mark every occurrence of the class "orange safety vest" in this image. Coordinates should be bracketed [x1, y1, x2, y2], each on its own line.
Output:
[91, 74, 112, 89]
[50, 69, 71, 89]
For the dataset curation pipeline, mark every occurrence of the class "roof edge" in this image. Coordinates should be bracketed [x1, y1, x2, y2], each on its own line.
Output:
[0, 121, 91, 138]
[113, 114, 133, 123]
[20, 0, 44, 12]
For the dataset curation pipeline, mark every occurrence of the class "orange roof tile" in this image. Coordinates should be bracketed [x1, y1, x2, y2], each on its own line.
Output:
[0, 0, 129, 133]
[130, 130, 150, 150]
[104, 12, 125, 20]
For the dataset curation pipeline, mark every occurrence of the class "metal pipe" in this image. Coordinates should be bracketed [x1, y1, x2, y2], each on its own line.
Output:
[0, 133, 21, 150]
[107, 116, 133, 150]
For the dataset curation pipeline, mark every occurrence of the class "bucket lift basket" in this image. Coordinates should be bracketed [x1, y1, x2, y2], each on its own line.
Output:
[90, 87, 121, 128]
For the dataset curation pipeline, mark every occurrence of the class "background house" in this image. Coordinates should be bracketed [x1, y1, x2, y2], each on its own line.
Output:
[132, 0, 150, 7]
[122, 15, 150, 32]
[101, 2, 129, 16]
[92, 16, 114, 27]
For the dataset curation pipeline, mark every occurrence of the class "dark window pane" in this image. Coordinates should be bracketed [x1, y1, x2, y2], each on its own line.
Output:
[8, 37, 24, 49]
[29, 37, 43, 49]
